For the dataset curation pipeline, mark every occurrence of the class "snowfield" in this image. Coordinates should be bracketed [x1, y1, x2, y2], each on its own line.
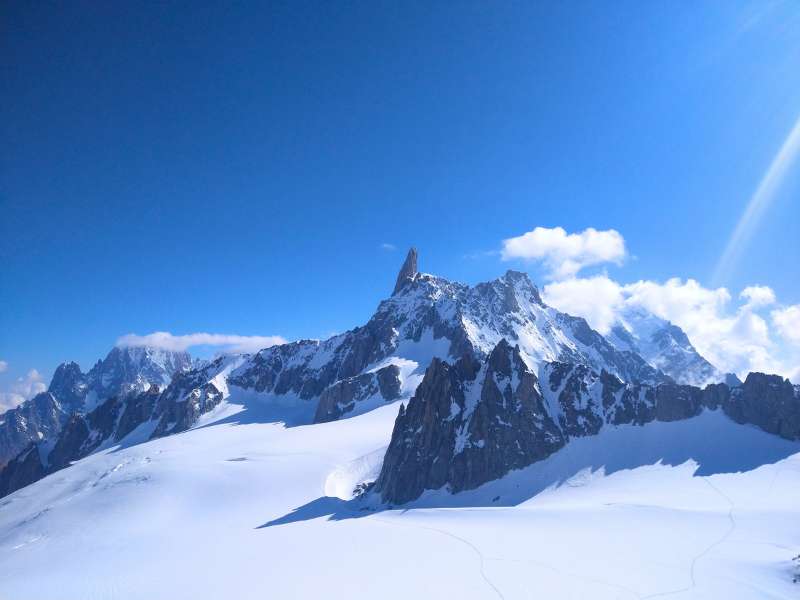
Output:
[1, 388, 799, 600]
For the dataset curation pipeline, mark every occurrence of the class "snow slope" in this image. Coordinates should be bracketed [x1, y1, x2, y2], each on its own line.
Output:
[1, 389, 799, 600]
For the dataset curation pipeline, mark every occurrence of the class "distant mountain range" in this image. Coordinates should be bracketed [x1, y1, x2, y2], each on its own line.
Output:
[2, 248, 795, 502]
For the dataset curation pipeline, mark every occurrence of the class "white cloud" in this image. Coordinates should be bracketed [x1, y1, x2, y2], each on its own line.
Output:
[541, 276, 624, 334]
[772, 304, 800, 345]
[740, 285, 776, 309]
[0, 360, 7, 373]
[380, 243, 397, 251]
[501, 226, 626, 279]
[117, 332, 287, 354]
[543, 275, 799, 382]
[0, 369, 47, 413]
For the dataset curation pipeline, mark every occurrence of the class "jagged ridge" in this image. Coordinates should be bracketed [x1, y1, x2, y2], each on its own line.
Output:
[374, 339, 800, 504]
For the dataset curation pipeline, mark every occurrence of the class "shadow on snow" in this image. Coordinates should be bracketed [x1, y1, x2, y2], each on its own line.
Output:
[259, 410, 800, 528]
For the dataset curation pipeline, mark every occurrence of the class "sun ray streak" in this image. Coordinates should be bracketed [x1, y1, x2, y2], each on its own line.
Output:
[712, 113, 800, 286]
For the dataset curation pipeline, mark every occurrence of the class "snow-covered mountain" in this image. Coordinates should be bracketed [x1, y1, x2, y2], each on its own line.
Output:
[0, 353, 242, 496]
[374, 339, 800, 504]
[230, 248, 667, 423]
[607, 306, 721, 386]
[1, 361, 799, 600]
[1, 249, 800, 599]
[0, 346, 192, 467]
[0, 249, 673, 494]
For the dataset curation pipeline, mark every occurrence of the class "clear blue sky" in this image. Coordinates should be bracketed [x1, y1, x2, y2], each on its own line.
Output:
[2, 1, 799, 385]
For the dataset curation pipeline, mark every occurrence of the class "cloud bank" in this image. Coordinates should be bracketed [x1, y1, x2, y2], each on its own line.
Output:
[501, 226, 626, 279]
[503, 225, 798, 382]
[117, 332, 287, 354]
[0, 369, 47, 413]
[542, 276, 800, 380]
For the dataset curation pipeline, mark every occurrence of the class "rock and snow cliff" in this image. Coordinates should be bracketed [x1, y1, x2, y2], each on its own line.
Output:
[373, 339, 800, 504]
[0, 346, 192, 468]
[1, 248, 737, 500]
[229, 248, 671, 423]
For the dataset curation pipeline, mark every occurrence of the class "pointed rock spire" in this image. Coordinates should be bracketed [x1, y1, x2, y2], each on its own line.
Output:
[392, 247, 418, 295]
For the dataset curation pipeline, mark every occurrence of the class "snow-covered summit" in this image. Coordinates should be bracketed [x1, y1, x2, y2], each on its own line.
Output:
[607, 305, 721, 386]
[86, 345, 193, 404]
[0, 345, 192, 467]
[229, 250, 665, 423]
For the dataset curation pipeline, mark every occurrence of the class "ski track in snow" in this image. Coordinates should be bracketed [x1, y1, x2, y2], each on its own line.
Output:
[374, 514, 506, 600]
[1, 401, 798, 599]
[484, 554, 643, 600]
[641, 477, 737, 600]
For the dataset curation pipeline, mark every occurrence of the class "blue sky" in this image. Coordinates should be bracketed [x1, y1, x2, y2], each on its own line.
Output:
[2, 1, 800, 400]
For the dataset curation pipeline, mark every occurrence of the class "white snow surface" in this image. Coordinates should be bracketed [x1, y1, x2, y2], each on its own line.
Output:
[1, 386, 799, 600]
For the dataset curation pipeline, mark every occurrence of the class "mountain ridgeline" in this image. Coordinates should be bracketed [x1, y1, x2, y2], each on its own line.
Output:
[373, 340, 799, 504]
[1, 248, 798, 502]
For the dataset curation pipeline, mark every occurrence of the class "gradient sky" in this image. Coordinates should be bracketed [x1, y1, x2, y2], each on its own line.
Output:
[2, 2, 800, 393]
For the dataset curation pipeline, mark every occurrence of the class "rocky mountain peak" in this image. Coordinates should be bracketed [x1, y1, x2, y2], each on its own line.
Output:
[89, 345, 192, 400]
[501, 269, 544, 305]
[374, 340, 800, 505]
[486, 337, 514, 376]
[48, 361, 87, 412]
[392, 247, 418, 295]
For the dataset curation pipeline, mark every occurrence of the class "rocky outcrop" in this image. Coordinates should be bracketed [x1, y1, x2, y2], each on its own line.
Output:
[47, 361, 87, 412]
[152, 367, 224, 438]
[314, 364, 402, 423]
[375, 340, 800, 505]
[375, 341, 564, 504]
[0, 444, 46, 498]
[83, 346, 192, 403]
[392, 247, 418, 295]
[0, 357, 235, 499]
[231, 253, 670, 426]
[724, 373, 800, 440]
[0, 392, 66, 468]
[0, 346, 193, 467]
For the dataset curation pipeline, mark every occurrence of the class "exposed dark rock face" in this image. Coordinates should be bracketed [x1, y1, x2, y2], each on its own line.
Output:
[375, 342, 564, 504]
[724, 373, 743, 387]
[152, 366, 224, 438]
[47, 361, 87, 412]
[375, 340, 800, 505]
[725, 373, 800, 440]
[0, 358, 236, 498]
[0, 444, 46, 498]
[47, 415, 91, 471]
[392, 247, 418, 295]
[0, 393, 65, 469]
[314, 364, 401, 423]
[0, 346, 192, 467]
[116, 386, 161, 441]
[84, 346, 192, 402]
[231, 255, 669, 424]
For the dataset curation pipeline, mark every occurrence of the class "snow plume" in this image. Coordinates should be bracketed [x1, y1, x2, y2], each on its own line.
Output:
[501, 226, 626, 280]
[0, 369, 47, 412]
[543, 275, 799, 382]
[117, 332, 287, 354]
